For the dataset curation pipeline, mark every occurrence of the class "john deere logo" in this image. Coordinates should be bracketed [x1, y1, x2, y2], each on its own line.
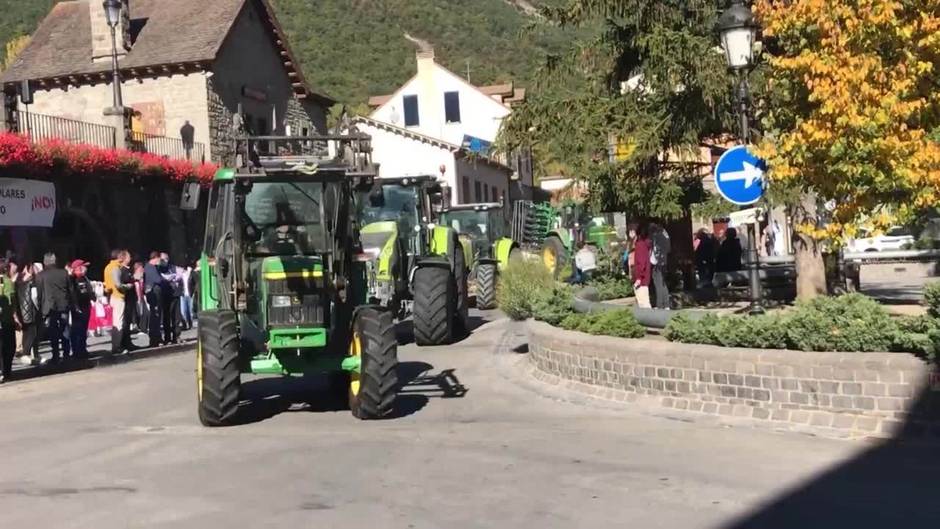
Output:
[289, 162, 319, 175]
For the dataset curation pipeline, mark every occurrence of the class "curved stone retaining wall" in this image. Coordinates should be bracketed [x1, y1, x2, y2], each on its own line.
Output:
[527, 321, 940, 439]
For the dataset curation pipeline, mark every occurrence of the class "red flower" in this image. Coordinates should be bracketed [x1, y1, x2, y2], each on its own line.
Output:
[0, 132, 217, 184]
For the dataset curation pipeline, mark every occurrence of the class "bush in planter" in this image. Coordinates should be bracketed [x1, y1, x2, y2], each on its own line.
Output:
[531, 284, 576, 325]
[664, 313, 787, 349]
[588, 275, 635, 301]
[497, 261, 555, 321]
[560, 309, 646, 338]
[924, 282, 940, 318]
[664, 314, 721, 344]
[786, 293, 898, 352]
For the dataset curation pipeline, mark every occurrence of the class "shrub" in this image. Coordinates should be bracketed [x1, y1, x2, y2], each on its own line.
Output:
[785, 294, 897, 352]
[664, 314, 721, 344]
[924, 282, 940, 318]
[531, 283, 575, 325]
[560, 309, 645, 338]
[497, 260, 554, 321]
[589, 275, 635, 301]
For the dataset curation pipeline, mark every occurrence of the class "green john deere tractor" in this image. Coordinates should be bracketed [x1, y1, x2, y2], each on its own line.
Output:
[440, 202, 519, 310]
[192, 134, 398, 427]
[355, 175, 470, 346]
[512, 200, 619, 278]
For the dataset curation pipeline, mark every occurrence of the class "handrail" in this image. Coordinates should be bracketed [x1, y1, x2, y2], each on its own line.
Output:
[13, 110, 116, 149]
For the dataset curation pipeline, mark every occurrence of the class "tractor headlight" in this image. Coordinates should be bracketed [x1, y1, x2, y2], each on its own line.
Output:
[272, 295, 292, 308]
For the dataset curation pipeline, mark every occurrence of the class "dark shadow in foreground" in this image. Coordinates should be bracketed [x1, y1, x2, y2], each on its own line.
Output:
[723, 381, 940, 529]
[230, 361, 467, 424]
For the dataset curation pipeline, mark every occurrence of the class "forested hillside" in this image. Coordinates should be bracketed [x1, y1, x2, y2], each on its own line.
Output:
[0, 0, 571, 104]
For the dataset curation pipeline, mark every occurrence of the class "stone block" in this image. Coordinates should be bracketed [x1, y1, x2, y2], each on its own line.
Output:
[833, 367, 855, 381]
[675, 399, 689, 410]
[855, 369, 879, 382]
[661, 397, 674, 408]
[688, 400, 704, 412]
[713, 373, 728, 384]
[699, 371, 711, 382]
[753, 389, 771, 402]
[756, 364, 773, 376]
[665, 381, 677, 392]
[645, 366, 656, 377]
[810, 413, 832, 427]
[812, 366, 833, 379]
[670, 368, 683, 379]
[831, 414, 858, 430]
[818, 381, 840, 394]
[657, 368, 670, 378]
[799, 380, 819, 393]
[853, 396, 876, 410]
[719, 404, 734, 416]
[752, 407, 771, 420]
[878, 370, 902, 384]
[855, 416, 879, 432]
[684, 369, 698, 381]
[877, 398, 903, 412]
[818, 394, 831, 407]
[790, 410, 811, 424]
[879, 419, 904, 436]
[841, 383, 862, 395]
[832, 395, 854, 409]
[745, 375, 762, 388]
[703, 402, 719, 414]
[677, 382, 691, 394]
[762, 377, 779, 390]
[733, 405, 752, 417]
[887, 383, 913, 398]
[728, 374, 745, 386]
[781, 379, 799, 390]
[735, 361, 756, 374]
[691, 357, 707, 370]
[863, 382, 887, 397]
[720, 386, 737, 397]
[653, 379, 665, 391]
[737, 387, 753, 399]
[791, 392, 809, 405]
[771, 409, 790, 421]
[771, 390, 789, 403]
[773, 365, 795, 378]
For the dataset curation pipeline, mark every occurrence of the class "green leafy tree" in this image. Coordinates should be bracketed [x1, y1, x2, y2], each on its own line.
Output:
[498, 0, 736, 219]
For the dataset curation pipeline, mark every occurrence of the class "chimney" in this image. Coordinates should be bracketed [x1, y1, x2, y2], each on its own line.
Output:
[91, 0, 131, 63]
[416, 48, 435, 75]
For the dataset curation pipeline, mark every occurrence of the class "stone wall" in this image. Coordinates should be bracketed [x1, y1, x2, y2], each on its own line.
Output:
[527, 320, 940, 439]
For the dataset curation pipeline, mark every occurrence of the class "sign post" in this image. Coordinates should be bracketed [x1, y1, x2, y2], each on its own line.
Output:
[715, 145, 767, 315]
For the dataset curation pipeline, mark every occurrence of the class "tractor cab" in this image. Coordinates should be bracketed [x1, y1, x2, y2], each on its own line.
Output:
[440, 203, 506, 261]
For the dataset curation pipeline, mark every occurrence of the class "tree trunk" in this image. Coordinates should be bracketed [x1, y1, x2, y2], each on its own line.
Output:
[791, 194, 826, 300]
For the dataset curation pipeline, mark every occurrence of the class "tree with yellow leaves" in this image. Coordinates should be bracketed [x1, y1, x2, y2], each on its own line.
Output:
[755, 0, 940, 297]
[1, 35, 29, 73]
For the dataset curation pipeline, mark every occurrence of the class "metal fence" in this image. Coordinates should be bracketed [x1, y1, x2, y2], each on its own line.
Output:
[129, 131, 206, 162]
[13, 110, 116, 149]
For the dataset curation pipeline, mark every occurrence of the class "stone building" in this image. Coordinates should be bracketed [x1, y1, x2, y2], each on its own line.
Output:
[1, 0, 333, 163]
[0, 0, 334, 269]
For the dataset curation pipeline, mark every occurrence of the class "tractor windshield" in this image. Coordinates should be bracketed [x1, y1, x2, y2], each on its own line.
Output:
[442, 210, 490, 241]
[243, 181, 336, 255]
[358, 184, 420, 233]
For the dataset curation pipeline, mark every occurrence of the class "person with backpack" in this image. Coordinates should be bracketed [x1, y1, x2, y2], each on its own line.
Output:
[14, 263, 42, 367]
[68, 260, 96, 359]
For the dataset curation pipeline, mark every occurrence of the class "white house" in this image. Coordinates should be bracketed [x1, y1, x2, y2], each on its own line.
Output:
[361, 49, 533, 205]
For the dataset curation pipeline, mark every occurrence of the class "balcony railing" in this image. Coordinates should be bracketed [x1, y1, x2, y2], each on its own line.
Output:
[129, 131, 206, 162]
[13, 110, 116, 149]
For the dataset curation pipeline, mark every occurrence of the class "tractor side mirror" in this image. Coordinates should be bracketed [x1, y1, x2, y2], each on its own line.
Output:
[180, 182, 201, 211]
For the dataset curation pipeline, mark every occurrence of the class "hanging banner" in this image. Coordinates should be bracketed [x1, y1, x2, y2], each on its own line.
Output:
[0, 178, 56, 227]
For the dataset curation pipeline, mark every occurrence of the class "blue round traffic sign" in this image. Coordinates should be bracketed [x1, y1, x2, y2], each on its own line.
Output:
[714, 145, 767, 206]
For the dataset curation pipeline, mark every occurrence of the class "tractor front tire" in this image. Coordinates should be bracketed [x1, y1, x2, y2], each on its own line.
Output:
[197, 310, 241, 427]
[542, 236, 567, 279]
[413, 266, 455, 346]
[349, 308, 399, 419]
[476, 263, 498, 310]
[453, 245, 470, 334]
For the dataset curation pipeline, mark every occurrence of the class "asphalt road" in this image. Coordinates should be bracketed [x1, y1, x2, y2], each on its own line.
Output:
[1, 311, 937, 529]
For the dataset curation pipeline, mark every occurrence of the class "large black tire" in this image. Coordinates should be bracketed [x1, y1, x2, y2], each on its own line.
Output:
[197, 310, 241, 427]
[542, 235, 568, 279]
[349, 308, 398, 419]
[413, 265, 455, 346]
[476, 263, 498, 310]
[453, 244, 470, 333]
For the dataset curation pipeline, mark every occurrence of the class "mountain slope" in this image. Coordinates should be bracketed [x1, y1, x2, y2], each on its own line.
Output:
[0, 0, 570, 105]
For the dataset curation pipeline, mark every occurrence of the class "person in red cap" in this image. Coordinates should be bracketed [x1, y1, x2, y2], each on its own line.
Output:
[68, 259, 95, 359]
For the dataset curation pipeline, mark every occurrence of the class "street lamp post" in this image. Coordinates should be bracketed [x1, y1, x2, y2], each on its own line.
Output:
[103, 0, 123, 109]
[718, 0, 764, 315]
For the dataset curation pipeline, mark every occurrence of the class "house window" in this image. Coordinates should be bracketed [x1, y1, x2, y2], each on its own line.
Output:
[474, 181, 482, 202]
[444, 91, 461, 123]
[462, 177, 470, 204]
[492, 186, 499, 203]
[484, 185, 490, 202]
[403, 95, 419, 127]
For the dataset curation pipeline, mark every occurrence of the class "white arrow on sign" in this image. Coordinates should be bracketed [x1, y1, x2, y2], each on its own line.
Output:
[719, 161, 764, 188]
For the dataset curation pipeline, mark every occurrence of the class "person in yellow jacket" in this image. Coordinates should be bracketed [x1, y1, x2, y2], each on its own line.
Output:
[103, 250, 120, 298]
[106, 250, 136, 355]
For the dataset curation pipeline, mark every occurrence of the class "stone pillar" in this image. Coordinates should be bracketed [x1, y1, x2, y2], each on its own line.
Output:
[90, 0, 130, 63]
[103, 106, 132, 149]
[164, 185, 188, 263]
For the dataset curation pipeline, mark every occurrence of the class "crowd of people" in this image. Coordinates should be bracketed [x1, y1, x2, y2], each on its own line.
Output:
[0, 250, 199, 384]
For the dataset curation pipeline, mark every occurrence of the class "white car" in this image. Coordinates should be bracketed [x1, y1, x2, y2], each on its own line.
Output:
[847, 226, 914, 252]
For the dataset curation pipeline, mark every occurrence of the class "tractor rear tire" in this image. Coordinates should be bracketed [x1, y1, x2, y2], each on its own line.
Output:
[476, 263, 498, 310]
[197, 310, 241, 427]
[349, 309, 398, 419]
[413, 266, 455, 346]
[542, 235, 567, 279]
[453, 245, 470, 334]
